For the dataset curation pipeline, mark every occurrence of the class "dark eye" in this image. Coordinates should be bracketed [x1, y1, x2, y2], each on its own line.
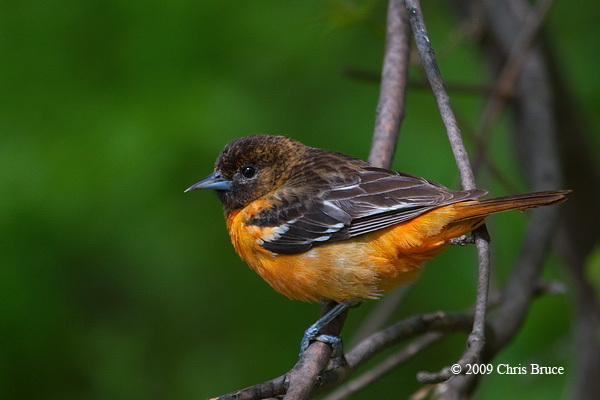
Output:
[241, 166, 256, 179]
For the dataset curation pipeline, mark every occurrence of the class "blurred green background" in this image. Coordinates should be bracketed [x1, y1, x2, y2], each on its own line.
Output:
[1, 1, 598, 399]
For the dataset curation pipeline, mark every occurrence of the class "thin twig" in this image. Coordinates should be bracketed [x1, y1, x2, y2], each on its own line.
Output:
[284, 301, 348, 400]
[436, 0, 566, 397]
[210, 375, 287, 400]
[404, 0, 476, 189]
[349, 287, 409, 347]
[317, 276, 565, 399]
[369, 0, 411, 168]
[323, 333, 445, 400]
[404, 0, 490, 383]
[312, 312, 475, 397]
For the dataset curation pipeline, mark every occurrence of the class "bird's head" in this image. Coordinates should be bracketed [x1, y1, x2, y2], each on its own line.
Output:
[186, 134, 309, 216]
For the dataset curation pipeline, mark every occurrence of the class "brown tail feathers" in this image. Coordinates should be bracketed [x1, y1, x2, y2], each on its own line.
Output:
[454, 190, 570, 221]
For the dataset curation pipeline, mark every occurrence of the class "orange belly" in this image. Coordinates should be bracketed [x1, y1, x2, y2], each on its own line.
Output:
[226, 205, 484, 302]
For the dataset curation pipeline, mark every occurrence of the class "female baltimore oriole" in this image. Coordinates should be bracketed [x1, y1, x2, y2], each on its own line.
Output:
[186, 134, 568, 304]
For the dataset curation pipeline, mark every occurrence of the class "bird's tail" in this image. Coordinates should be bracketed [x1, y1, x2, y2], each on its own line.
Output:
[453, 190, 570, 221]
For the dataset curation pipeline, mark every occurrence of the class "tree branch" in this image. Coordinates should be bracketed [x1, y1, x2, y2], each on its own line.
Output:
[212, 312, 473, 400]
[404, 0, 491, 383]
[437, 0, 567, 397]
[322, 332, 445, 400]
[404, 0, 476, 190]
[314, 312, 475, 397]
[284, 301, 348, 400]
[209, 375, 287, 400]
[369, 0, 411, 167]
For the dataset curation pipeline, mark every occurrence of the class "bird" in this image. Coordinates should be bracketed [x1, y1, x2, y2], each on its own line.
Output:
[185, 134, 568, 353]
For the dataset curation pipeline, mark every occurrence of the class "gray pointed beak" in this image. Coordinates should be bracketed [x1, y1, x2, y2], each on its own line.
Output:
[185, 172, 232, 192]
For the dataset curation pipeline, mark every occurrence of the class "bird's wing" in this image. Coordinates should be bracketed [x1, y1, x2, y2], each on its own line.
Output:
[249, 167, 486, 255]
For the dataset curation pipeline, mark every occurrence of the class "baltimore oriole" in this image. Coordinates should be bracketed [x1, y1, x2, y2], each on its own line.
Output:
[186, 134, 568, 351]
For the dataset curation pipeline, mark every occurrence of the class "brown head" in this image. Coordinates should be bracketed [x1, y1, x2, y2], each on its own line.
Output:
[185, 134, 367, 217]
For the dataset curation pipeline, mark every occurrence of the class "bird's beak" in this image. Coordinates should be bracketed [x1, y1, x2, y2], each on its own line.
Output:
[185, 172, 232, 192]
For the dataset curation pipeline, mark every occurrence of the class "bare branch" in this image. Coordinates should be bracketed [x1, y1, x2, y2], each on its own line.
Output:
[404, 0, 475, 190]
[404, 0, 491, 382]
[349, 287, 409, 347]
[369, 0, 411, 168]
[210, 375, 287, 400]
[284, 301, 348, 400]
[437, 0, 566, 397]
[313, 312, 474, 397]
[323, 333, 445, 400]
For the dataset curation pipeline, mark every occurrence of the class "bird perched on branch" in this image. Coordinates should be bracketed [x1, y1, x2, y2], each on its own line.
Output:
[186, 134, 568, 352]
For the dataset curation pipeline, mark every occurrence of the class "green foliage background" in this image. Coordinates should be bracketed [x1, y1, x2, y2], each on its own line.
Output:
[1, 1, 598, 399]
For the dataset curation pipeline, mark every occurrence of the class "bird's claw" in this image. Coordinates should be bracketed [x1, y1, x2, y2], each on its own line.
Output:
[299, 332, 343, 357]
[299, 302, 350, 356]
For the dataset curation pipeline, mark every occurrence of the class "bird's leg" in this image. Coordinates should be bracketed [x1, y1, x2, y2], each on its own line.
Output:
[299, 302, 350, 356]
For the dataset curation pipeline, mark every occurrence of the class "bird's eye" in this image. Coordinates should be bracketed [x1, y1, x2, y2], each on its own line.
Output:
[241, 166, 257, 179]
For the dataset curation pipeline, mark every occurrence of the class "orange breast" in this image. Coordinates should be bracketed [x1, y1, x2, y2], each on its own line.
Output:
[226, 204, 484, 302]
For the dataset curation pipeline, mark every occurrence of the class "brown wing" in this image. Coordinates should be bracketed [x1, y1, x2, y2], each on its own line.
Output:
[248, 166, 486, 255]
